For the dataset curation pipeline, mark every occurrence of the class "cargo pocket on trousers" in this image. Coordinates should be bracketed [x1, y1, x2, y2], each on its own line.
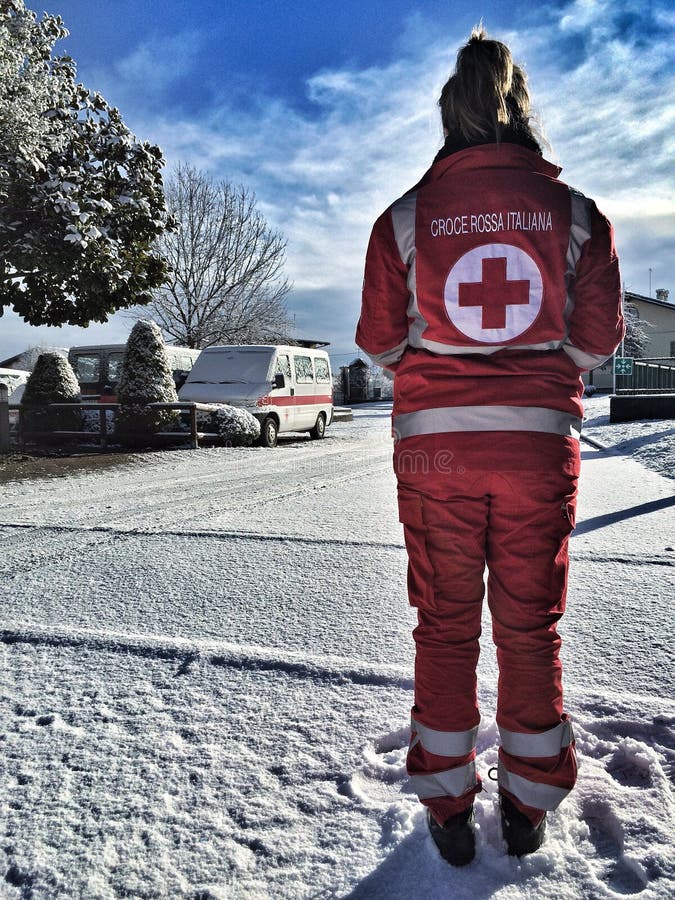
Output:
[560, 492, 577, 535]
[398, 489, 436, 611]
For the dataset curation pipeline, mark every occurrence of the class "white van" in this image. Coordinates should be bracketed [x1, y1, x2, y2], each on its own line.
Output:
[68, 344, 201, 400]
[0, 368, 31, 427]
[178, 345, 333, 447]
[0, 368, 30, 401]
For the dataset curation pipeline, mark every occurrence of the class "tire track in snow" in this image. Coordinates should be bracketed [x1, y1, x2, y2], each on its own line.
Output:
[0, 442, 392, 569]
[0, 444, 391, 533]
[106, 457, 392, 532]
[0, 625, 414, 690]
[0, 521, 405, 551]
[1, 522, 670, 568]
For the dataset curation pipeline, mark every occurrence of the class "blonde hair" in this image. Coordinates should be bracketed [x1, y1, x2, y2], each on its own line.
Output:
[439, 26, 536, 143]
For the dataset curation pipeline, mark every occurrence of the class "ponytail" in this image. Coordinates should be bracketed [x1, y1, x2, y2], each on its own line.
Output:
[439, 26, 539, 148]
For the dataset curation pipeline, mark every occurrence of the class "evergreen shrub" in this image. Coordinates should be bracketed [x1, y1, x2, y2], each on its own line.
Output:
[115, 321, 179, 447]
[20, 352, 82, 441]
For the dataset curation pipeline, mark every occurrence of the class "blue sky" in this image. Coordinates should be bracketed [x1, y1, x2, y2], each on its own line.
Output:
[1, 0, 673, 365]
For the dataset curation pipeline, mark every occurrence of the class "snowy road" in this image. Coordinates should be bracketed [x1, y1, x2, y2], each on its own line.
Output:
[1, 405, 674, 899]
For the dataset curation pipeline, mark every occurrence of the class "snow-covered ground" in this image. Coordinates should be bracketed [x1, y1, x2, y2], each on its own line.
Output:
[1, 403, 673, 898]
[582, 393, 675, 481]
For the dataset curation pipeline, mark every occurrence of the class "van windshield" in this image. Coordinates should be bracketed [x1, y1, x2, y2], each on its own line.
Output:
[187, 350, 273, 384]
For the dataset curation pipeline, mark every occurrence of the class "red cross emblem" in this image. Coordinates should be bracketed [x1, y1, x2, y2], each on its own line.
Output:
[444, 243, 543, 343]
[458, 257, 530, 330]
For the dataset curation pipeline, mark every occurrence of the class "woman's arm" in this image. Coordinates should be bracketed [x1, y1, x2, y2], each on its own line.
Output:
[562, 201, 624, 370]
[356, 209, 411, 372]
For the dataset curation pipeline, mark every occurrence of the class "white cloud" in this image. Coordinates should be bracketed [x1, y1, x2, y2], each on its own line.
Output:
[85, 30, 204, 113]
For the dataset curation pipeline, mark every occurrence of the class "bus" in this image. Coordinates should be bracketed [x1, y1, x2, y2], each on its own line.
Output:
[68, 344, 201, 401]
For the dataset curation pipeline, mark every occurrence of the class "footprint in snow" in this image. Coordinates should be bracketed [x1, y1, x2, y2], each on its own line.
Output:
[606, 745, 653, 789]
[373, 727, 410, 755]
[337, 727, 413, 810]
[581, 799, 647, 895]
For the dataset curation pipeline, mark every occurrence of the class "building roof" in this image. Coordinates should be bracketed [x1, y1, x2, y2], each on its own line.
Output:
[0, 352, 24, 369]
[625, 291, 675, 312]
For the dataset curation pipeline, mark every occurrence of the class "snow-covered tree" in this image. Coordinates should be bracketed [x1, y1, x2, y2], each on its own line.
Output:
[140, 163, 293, 348]
[367, 364, 393, 400]
[0, 0, 175, 328]
[20, 350, 81, 436]
[623, 303, 652, 358]
[115, 320, 178, 445]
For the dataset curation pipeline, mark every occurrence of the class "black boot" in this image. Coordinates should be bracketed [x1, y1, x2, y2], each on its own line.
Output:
[500, 795, 546, 856]
[427, 806, 476, 866]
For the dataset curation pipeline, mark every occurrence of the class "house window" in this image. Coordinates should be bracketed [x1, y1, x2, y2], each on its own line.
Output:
[670, 341, 675, 358]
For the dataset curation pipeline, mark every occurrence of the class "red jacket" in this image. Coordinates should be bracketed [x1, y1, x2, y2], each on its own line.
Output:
[356, 144, 624, 442]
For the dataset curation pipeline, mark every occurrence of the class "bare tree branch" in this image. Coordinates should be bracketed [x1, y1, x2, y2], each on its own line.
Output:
[138, 164, 293, 348]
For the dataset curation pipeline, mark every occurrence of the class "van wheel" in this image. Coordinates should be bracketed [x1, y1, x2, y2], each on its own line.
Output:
[259, 416, 278, 448]
[310, 413, 326, 440]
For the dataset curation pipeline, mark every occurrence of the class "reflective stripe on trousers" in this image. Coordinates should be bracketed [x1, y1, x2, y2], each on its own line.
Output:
[498, 761, 572, 811]
[410, 716, 479, 757]
[499, 719, 574, 759]
[408, 760, 477, 800]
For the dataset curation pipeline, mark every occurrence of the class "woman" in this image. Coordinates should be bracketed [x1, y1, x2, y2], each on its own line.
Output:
[356, 27, 623, 865]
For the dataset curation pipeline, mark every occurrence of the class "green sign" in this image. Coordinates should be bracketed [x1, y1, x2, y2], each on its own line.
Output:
[614, 357, 634, 375]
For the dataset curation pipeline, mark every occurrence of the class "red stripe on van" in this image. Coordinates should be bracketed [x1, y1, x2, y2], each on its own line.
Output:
[257, 394, 333, 407]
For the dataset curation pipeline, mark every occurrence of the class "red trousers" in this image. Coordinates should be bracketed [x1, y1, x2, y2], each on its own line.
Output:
[395, 433, 580, 826]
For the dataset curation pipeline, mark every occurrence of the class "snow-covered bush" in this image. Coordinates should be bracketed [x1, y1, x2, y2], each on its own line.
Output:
[197, 404, 260, 447]
[20, 351, 82, 438]
[115, 321, 178, 446]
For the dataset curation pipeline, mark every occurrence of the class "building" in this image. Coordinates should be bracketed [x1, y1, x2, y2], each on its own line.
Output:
[586, 290, 675, 390]
[624, 290, 675, 358]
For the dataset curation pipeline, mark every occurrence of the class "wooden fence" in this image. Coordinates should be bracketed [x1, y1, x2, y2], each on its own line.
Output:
[1, 400, 221, 451]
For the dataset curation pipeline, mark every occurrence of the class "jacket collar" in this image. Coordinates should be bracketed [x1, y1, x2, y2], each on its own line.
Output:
[412, 144, 562, 192]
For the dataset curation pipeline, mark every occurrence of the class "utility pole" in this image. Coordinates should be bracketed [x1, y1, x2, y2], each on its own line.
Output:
[649, 268, 652, 298]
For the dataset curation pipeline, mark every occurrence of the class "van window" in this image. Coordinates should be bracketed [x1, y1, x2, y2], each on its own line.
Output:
[187, 349, 272, 384]
[167, 350, 198, 372]
[72, 354, 101, 383]
[108, 352, 125, 382]
[294, 355, 314, 383]
[276, 354, 291, 379]
[315, 357, 330, 383]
